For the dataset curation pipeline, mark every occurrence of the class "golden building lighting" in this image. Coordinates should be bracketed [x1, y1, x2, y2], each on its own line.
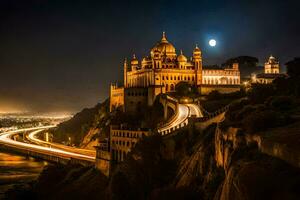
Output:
[110, 32, 241, 113]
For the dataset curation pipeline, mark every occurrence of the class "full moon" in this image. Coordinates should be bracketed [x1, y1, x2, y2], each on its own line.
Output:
[209, 39, 216, 47]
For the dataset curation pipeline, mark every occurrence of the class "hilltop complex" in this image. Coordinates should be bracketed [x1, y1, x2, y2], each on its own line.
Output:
[252, 55, 286, 84]
[110, 32, 240, 113]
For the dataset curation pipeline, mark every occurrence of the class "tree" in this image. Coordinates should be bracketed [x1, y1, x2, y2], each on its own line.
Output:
[223, 56, 259, 79]
[247, 84, 276, 104]
[284, 58, 300, 96]
[286, 57, 300, 77]
[175, 81, 198, 97]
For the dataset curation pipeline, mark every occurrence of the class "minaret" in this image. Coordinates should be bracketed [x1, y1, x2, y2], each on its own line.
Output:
[123, 58, 128, 88]
[193, 44, 203, 85]
[131, 54, 139, 71]
[161, 31, 168, 43]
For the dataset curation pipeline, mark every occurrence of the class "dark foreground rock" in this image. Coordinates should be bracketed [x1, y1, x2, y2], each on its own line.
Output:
[6, 124, 300, 200]
[5, 164, 108, 200]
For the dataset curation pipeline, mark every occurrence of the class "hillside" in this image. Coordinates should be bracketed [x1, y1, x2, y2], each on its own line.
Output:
[51, 99, 110, 146]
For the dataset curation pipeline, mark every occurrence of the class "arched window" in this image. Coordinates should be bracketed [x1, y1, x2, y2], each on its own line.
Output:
[166, 84, 169, 91]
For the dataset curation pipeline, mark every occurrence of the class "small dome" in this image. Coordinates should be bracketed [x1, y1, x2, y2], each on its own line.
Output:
[150, 32, 176, 58]
[131, 54, 138, 65]
[268, 55, 277, 63]
[177, 50, 187, 62]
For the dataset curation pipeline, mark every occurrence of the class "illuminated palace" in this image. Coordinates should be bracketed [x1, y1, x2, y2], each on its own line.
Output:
[110, 32, 240, 112]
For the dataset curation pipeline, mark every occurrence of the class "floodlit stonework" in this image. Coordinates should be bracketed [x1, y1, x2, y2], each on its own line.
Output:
[110, 125, 150, 162]
[110, 32, 240, 112]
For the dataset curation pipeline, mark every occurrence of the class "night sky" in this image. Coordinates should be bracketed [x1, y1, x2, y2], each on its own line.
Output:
[0, 0, 299, 113]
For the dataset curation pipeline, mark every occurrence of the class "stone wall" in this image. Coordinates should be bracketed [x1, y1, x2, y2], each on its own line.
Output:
[110, 85, 124, 112]
[124, 87, 148, 113]
[95, 147, 111, 177]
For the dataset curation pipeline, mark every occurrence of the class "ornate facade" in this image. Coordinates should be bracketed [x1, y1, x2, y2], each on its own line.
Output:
[110, 32, 240, 112]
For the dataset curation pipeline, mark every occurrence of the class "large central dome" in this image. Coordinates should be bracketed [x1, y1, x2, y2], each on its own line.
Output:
[150, 32, 176, 59]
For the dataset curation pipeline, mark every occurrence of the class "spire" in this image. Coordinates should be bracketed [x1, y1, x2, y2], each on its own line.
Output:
[194, 44, 201, 53]
[124, 58, 127, 64]
[161, 31, 168, 42]
[133, 54, 136, 59]
[180, 49, 183, 55]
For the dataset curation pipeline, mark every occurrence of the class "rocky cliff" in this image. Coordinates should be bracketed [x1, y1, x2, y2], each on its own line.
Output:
[213, 124, 300, 200]
[8, 120, 300, 200]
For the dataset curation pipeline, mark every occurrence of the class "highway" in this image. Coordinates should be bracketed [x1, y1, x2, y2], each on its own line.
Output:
[26, 129, 96, 157]
[0, 102, 201, 161]
[0, 126, 95, 162]
[158, 103, 202, 135]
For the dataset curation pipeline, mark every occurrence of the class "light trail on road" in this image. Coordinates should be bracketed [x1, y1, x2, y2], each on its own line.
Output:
[27, 130, 95, 157]
[0, 126, 95, 162]
[158, 103, 203, 135]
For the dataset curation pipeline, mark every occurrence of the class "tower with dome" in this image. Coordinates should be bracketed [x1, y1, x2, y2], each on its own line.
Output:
[110, 32, 240, 112]
[252, 55, 286, 84]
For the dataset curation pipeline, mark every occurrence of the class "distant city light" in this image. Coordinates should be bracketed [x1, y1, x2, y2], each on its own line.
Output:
[209, 39, 216, 47]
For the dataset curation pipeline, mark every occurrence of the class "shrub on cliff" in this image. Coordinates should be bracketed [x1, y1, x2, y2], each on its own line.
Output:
[206, 90, 222, 101]
[202, 90, 246, 113]
[226, 99, 250, 121]
[265, 96, 296, 112]
[242, 110, 289, 134]
[175, 81, 199, 98]
[247, 84, 276, 104]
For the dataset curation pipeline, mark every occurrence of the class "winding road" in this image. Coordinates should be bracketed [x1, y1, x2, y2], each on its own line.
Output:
[26, 129, 96, 157]
[0, 126, 95, 162]
[158, 103, 202, 135]
[0, 100, 202, 163]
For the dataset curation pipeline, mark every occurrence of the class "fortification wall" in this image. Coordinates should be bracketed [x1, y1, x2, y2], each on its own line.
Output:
[110, 86, 124, 112]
